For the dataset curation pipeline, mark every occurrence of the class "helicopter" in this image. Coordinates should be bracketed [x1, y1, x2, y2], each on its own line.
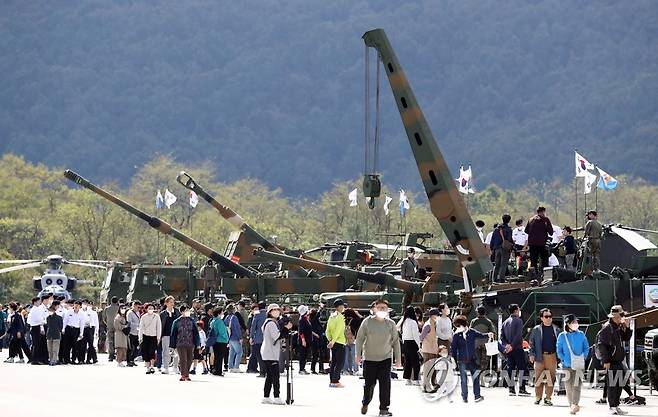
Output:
[0, 255, 108, 300]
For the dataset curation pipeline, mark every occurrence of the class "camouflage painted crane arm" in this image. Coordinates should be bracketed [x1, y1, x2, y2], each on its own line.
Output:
[255, 248, 423, 295]
[362, 29, 492, 289]
[64, 170, 258, 279]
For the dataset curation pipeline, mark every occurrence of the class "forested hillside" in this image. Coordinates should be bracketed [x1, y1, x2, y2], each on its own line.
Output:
[1, 1, 656, 196]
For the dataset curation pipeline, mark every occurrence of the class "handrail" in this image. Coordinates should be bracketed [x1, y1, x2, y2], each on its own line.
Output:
[519, 291, 608, 328]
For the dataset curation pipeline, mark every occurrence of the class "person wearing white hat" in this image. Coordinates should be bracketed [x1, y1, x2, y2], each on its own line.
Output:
[261, 304, 292, 405]
[297, 305, 312, 375]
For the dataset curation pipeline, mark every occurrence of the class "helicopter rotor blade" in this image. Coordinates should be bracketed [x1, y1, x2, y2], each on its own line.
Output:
[0, 259, 40, 264]
[0, 262, 44, 274]
[69, 259, 109, 263]
[64, 261, 108, 269]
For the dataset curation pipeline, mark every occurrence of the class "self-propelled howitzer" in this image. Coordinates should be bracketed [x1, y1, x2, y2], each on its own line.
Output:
[64, 170, 258, 279]
[255, 248, 438, 307]
[176, 171, 313, 275]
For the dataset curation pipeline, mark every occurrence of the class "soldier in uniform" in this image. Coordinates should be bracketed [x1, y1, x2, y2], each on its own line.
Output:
[199, 259, 219, 301]
[584, 210, 603, 272]
[400, 248, 418, 280]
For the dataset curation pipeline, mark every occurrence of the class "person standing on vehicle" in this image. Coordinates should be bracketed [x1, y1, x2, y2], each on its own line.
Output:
[490, 214, 514, 283]
[563, 227, 577, 271]
[400, 248, 418, 280]
[356, 298, 401, 416]
[596, 305, 633, 415]
[525, 206, 554, 276]
[584, 210, 603, 273]
[528, 308, 559, 406]
[326, 299, 347, 387]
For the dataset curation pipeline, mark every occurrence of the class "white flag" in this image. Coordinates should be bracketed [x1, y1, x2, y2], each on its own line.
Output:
[399, 189, 410, 217]
[164, 189, 177, 208]
[584, 170, 597, 194]
[189, 191, 199, 208]
[383, 195, 393, 216]
[456, 165, 472, 194]
[575, 151, 594, 178]
[155, 190, 164, 209]
[348, 188, 358, 207]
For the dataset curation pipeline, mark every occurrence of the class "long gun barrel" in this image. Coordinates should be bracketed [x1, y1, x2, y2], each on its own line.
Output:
[362, 29, 492, 289]
[255, 248, 423, 295]
[64, 170, 258, 279]
[176, 171, 311, 274]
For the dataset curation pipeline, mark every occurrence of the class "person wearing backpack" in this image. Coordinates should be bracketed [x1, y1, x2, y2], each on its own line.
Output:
[261, 303, 293, 405]
[490, 214, 514, 283]
[595, 305, 633, 415]
[557, 314, 589, 414]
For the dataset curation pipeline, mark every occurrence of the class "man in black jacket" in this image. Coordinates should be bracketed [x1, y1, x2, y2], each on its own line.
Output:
[596, 305, 633, 415]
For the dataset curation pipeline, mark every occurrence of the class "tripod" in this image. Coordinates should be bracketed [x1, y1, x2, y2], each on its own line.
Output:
[286, 333, 294, 404]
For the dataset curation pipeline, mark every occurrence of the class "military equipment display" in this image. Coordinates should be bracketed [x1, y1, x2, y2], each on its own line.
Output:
[0, 254, 107, 300]
[65, 169, 258, 279]
[176, 171, 314, 276]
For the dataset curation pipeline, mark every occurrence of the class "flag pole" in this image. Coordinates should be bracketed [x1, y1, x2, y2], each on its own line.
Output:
[574, 177, 578, 236]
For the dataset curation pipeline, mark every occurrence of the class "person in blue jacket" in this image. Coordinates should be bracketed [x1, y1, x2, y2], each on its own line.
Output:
[557, 314, 590, 415]
[450, 315, 494, 403]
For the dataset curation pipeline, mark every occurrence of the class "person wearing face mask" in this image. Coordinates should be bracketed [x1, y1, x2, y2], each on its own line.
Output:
[209, 307, 229, 376]
[62, 300, 86, 364]
[595, 305, 633, 415]
[501, 304, 530, 396]
[159, 296, 180, 375]
[355, 299, 401, 417]
[557, 314, 589, 414]
[451, 315, 494, 403]
[82, 300, 99, 364]
[261, 304, 292, 405]
[169, 305, 200, 381]
[126, 301, 142, 367]
[400, 248, 418, 280]
[113, 305, 129, 367]
[27, 296, 47, 365]
[139, 303, 162, 374]
[326, 299, 347, 388]
[45, 304, 63, 365]
[420, 308, 440, 392]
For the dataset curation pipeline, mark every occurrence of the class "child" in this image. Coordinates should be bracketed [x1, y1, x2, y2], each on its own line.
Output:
[46, 305, 63, 365]
[191, 320, 209, 375]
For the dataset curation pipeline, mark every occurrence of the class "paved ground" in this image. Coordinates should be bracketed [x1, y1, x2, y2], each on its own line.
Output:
[1, 352, 656, 416]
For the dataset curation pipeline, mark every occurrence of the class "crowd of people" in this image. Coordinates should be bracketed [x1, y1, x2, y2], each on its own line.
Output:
[0, 290, 642, 416]
[476, 206, 603, 281]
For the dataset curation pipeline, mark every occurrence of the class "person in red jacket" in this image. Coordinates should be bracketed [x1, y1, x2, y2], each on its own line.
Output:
[524, 206, 554, 276]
